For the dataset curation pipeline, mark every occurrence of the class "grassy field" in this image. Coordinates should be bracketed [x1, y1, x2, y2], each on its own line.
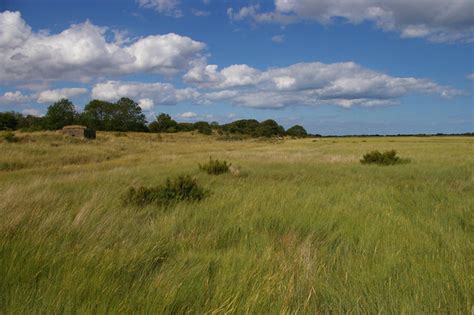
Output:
[0, 131, 472, 313]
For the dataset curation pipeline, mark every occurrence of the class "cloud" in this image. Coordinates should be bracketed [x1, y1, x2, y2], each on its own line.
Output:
[271, 34, 285, 43]
[178, 111, 198, 118]
[0, 11, 206, 84]
[37, 88, 88, 103]
[91, 80, 199, 105]
[0, 91, 33, 105]
[192, 9, 210, 17]
[229, 0, 474, 43]
[138, 98, 154, 110]
[186, 61, 464, 108]
[467, 73, 474, 80]
[137, 0, 182, 17]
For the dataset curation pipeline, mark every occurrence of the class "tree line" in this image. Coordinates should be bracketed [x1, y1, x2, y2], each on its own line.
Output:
[0, 98, 309, 138]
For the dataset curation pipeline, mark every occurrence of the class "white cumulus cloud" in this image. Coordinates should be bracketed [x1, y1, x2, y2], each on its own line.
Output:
[91, 81, 199, 105]
[137, 0, 182, 16]
[187, 61, 464, 108]
[0, 91, 33, 105]
[229, 0, 474, 43]
[0, 11, 206, 84]
[178, 111, 198, 118]
[37, 88, 88, 103]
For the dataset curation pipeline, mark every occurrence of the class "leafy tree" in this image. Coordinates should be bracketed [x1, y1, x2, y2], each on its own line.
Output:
[149, 113, 178, 133]
[255, 119, 285, 138]
[286, 125, 307, 138]
[0, 112, 19, 130]
[177, 122, 194, 132]
[193, 121, 212, 135]
[17, 114, 44, 131]
[44, 99, 77, 130]
[113, 97, 148, 132]
[81, 99, 115, 130]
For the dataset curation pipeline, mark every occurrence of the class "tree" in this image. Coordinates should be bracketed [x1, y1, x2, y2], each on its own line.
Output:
[0, 112, 19, 130]
[255, 119, 285, 138]
[193, 121, 212, 135]
[113, 98, 147, 132]
[81, 99, 115, 130]
[44, 99, 77, 130]
[286, 125, 307, 138]
[149, 113, 178, 133]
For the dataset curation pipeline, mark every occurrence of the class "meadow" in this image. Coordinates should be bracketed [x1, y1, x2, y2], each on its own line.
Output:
[0, 131, 472, 313]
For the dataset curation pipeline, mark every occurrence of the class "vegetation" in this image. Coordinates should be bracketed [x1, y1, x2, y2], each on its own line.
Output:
[360, 149, 410, 165]
[0, 133, 472, 313]
[123, 175, 208, 207]
[199, 157, 231, 175]
[286, 125, 308, 138]
[1, 131, 19, 143]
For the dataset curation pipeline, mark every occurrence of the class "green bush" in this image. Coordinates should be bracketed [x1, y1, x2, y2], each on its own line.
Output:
[123, 175, 208, 207]
[199, 157, 230, 175]
[360, 150, 409, 165]
[2, 131, 19, 143]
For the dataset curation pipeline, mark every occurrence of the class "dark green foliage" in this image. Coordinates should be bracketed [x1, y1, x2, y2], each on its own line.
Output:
[193, 121, 212, 135]
[149, 113, 178, 133]
[177, 122, 194, 132]
[222, 119, 260, 135]
[0, 112, 19, 130]
[255, 119, 285, 138]
[80, 99, 115, 130]
[81, 98, 147, 132]
[44, 99, 77, 130]
[2, 131, 19, 143]
[286, 125, 307, 138]
[221, 119, 285, 138]
[123, 175, 208, 207]
[199, 157, 230, 175]
[360, 150, 410, 165]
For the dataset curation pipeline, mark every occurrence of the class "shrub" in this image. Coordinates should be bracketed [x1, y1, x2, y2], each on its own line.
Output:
[2, 131, 19, 143]
[199, 157, 230, 175]
[360, 150, 409, 165]
[123, 175, 208, 207]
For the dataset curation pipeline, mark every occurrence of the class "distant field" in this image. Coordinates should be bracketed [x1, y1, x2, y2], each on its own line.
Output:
[0, 131, 472, 313]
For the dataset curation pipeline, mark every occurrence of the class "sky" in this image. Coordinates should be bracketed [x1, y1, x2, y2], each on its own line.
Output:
[0, 0, 473, 135]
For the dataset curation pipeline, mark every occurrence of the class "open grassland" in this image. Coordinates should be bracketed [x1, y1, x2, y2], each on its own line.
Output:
[0, 131, 473, 313]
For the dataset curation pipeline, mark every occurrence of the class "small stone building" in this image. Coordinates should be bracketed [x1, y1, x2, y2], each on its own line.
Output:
[62, 125, 96, 139]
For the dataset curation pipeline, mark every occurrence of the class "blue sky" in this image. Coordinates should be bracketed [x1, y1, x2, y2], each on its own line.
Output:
[0, 0, 473, 135]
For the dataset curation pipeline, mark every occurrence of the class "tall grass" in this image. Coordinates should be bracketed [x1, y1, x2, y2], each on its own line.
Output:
[0, 132, 472, 313]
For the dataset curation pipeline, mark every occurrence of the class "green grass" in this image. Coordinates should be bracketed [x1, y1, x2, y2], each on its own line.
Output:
[0, 131, 472, 313]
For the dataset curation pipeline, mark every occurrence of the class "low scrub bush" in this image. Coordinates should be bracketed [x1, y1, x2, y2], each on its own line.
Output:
[199, 157, 230, 175]
[360, 150, 410, 165]
[2, 131, 19, 143]
[124, 175, 208, 207]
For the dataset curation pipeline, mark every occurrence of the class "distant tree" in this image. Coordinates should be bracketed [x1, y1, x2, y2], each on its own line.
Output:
[44, 99, 77, 130]
[176, 122, 194, 132]
[286, 125, 307, 138]
[113, 98, 148, 132]
[17, 114, 44, 131]
[149, 113, 178, 133]
[81, 99, 115, 130]
[0, 112, 19, 130]
[222, 119, 260, 135]
[255, 119, 285, 138]
[193, 121, 212, 135]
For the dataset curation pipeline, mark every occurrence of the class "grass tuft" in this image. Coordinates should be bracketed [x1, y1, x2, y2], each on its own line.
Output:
[360, 149, 410, 165]
[123, 175, 208, 207]
[199, 157, 231, 175]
